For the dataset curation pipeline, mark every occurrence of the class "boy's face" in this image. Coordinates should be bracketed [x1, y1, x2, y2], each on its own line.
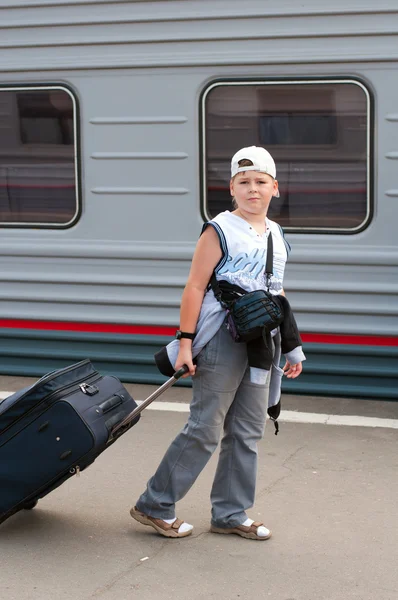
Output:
[230, 170, 278, 215]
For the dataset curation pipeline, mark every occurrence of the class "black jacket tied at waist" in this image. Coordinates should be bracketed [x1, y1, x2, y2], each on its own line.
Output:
[215, 279, 302, 371]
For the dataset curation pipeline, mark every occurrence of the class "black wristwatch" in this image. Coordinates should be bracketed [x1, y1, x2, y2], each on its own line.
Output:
[175, 330, 196, 340]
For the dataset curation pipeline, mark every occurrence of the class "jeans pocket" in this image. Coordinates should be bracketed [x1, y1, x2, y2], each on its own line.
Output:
[196, 331, 220, 372]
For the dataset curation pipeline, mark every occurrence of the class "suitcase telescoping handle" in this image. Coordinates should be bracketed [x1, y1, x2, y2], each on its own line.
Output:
[110, 365, 189, 437]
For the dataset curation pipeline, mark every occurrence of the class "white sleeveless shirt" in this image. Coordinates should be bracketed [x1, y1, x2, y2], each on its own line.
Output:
[165, 211, 303, 396]
[209, 211, 290, 296]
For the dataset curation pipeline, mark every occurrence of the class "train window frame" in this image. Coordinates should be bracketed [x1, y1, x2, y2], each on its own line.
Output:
[0, 83, 81, 229]
[200, 77, 372, 234]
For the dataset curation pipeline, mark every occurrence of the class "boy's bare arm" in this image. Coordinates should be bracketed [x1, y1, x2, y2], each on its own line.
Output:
[175, 227, 222, 375]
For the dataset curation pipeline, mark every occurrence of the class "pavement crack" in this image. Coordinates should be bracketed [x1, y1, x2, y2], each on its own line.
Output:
[373, 585, 398, 594]
[87, 528, 209, 599]
[87, 540, 169, 599]
[257, 445, 307, 498]
[281, 444, 307, 472]
[257, 472, 289, 498]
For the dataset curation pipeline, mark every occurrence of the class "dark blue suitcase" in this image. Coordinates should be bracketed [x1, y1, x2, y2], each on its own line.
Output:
[0, 358, 187, 526]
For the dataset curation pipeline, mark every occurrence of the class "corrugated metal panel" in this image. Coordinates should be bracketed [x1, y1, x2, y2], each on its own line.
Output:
[0, 242, 397, 336]
[282, 343, 398, 400]
[0, 1, 397, 399]
[1, 1, 398, 71]
[1, 12, 397, 49]
[0, 330, 397, 399]
[0, 328, 193, 385]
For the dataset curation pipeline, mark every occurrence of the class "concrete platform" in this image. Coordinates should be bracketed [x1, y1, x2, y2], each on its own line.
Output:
[0, 375, 397, 600]
[1, 374, 398, 419]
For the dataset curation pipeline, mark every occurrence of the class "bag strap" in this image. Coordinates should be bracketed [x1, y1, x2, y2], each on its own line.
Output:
[210, 272, 226, 306]
[265, 232, 274, 291]
[210, 231, 274, 301]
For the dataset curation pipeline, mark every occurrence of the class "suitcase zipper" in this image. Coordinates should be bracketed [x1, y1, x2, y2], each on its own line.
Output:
[18, 460, 85, 515]
[0, 373, 101, 439]
[13, 402, 97, 509]
[0, 359, 97, 428]
[6, 359, 94, 405]
[5, 387, 111, 515]
[43, 375, 101, 407]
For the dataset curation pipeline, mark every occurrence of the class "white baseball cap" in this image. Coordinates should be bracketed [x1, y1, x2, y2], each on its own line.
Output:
[231, 146, 276, 179]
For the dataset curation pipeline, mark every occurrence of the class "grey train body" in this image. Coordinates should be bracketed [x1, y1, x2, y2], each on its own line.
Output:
[0, 1, 397, 400]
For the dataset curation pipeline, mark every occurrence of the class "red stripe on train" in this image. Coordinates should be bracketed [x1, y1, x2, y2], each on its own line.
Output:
[0, 319, 174, 336]
[0, 319, 397, 346]
[301, 333, 398, 347]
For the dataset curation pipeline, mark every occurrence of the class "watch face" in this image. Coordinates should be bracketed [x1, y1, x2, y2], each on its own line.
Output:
[176, 330, 182, 339]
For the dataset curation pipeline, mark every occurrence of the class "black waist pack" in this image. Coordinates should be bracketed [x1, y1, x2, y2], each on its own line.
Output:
[225, 289, 284, 342]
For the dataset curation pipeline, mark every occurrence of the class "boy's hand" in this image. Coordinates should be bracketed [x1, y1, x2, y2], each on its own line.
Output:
[283, 361, 302, 379]
[175, 344, 196, 378]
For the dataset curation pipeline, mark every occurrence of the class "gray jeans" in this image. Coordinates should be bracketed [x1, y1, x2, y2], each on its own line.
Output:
[135, 322, 269, 528]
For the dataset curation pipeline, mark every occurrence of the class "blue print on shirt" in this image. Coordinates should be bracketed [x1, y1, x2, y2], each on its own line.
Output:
[217, 248, 284, 293]
[218, 248, 266, 280]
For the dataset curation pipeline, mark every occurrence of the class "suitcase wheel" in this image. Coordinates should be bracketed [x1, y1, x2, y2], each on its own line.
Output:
[23, 500, 38, 510]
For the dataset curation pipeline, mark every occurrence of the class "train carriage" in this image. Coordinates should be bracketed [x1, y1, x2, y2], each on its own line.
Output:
[0, 0, 397, 399]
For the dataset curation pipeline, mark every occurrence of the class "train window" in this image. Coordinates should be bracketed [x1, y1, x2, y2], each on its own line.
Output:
[202, 80, 370, 232]
[0, 86, 79, 227]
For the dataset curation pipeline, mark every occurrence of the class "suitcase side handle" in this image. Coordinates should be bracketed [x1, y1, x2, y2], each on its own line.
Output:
[99, 394, 123, 413]
[110, 365, 189, 438]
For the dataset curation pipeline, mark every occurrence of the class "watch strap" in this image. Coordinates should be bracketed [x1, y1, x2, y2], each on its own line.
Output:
[176, 330, 196, 340]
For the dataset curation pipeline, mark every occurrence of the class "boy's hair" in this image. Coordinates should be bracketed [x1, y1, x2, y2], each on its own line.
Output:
[235, 158, 254, 175]
[231, 159, 254, 208]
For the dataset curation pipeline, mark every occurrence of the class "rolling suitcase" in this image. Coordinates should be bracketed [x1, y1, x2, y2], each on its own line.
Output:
[0, 358, 187, 526]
